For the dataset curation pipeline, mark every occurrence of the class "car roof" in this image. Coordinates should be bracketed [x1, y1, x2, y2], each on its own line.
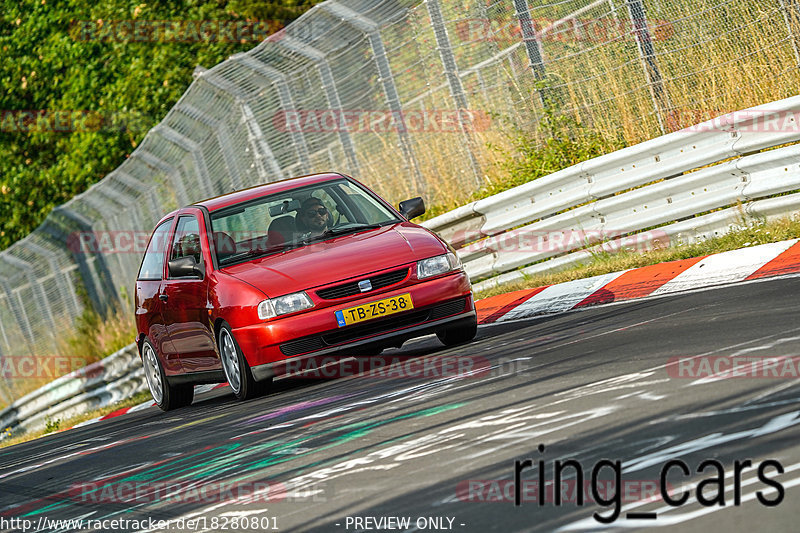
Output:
[193, 172, 349, 213]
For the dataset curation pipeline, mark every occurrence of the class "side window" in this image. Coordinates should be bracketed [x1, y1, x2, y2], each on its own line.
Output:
[170, 215, 202, 266]
[138, 219, 172, 280]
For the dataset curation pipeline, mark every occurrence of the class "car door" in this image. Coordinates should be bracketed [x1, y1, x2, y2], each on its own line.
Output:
[161, 209, 219, 373]
[135, 217, 182, 375]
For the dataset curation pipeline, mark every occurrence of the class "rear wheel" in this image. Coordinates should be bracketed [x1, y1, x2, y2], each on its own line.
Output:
[436, 317, 478, 347]
[141, 338, 194, 411]
[218, 324, 271, 400]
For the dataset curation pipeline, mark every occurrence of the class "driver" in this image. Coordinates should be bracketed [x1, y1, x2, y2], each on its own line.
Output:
[297, 197, 330, 237]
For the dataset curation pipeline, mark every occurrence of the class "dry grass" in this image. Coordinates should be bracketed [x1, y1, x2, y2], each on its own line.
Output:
[367, 3, 800, 217]
[0, 304, 136, 410]
[56, 304, 137, 367]
[396, 0, 800, 212]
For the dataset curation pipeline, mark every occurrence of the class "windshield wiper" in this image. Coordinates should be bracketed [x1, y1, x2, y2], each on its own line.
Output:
[218, 242, 298, 265]
[302, 224, 383, 244]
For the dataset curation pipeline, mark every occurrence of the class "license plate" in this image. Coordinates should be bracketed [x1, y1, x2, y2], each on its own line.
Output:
[335, 293, 414, 327]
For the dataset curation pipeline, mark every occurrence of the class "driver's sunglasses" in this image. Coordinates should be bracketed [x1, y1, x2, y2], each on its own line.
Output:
[304, 207, 328, 218]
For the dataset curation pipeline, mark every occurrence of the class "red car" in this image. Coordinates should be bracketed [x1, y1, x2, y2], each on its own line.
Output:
[135, 173, 476, 410]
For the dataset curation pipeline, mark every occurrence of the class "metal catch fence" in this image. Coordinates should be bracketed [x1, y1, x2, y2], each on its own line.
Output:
[2, 0, 800, 402]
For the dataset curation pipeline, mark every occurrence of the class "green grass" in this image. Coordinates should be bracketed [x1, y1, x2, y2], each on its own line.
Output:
[474, 215, 800, 300]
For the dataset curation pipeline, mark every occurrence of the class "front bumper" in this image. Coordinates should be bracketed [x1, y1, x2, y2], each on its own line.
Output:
[232, 270, 473, 373]
[251, 310, 476, 382]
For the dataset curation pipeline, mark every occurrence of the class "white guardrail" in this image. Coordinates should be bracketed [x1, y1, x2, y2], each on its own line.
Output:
[0, 345, 146, 436]
[3, 95, 800, 436]
[422, 95, 800, 292]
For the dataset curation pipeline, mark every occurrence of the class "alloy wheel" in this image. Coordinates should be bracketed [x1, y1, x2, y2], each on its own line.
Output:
[142, 343, 163, 404]
[220, 329, 242, 393]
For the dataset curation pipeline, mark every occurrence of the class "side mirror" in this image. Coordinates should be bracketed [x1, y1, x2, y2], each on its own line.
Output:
[168, 256, 203, 279]
[398, 197, 425, 220]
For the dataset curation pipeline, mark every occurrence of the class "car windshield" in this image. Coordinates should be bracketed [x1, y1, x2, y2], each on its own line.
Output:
[209, 178, 401, 267]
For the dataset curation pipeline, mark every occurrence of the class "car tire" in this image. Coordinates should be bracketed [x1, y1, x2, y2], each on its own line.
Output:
[436, 317, 478, 347]
[218, 323, 271, 401]
[142, 338, 194, 411]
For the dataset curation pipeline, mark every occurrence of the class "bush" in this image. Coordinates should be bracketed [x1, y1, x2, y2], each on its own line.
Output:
[0, 1, 321, 250]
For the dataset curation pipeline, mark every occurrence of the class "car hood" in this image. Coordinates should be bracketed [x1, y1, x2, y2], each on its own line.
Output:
[219, 223, 446, 297]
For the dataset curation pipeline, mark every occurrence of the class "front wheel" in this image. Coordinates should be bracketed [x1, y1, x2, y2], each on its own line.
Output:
[436, 317, 478, 347]
[218, 324, 271, 401]
[141, 338, 194, 411]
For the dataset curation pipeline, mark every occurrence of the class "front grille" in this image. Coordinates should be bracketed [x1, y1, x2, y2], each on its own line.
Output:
[316, 268, 409, 299]
[279, 297, 468, 357]
[430, 297, 469, 320]
[280, 337, 325, 357]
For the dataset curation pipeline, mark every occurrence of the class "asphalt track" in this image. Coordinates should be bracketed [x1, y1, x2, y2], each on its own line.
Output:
[1, 276, 800, 532]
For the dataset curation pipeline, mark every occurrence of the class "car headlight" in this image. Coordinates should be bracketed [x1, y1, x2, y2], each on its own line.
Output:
[417, 252, 462, 279]
[257, 291, 314, 320]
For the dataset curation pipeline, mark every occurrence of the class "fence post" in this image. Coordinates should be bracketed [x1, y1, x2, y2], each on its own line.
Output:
[154, 126, 217, 199]
[52, 206, 117, 315]
[40, 219, 84, 317]
[779, 0, 800, 68]
[276, 37, 361, 177]
[0, 317, 16, 404]
[238, 100, 284, 182]
[0, 298, 10, 349]
[193, 70, 283, 184]
[21, 241, 81, 322]
[230, 54, 313, 176]
[114, 171, 164, 223]
[0, 343, 12, 404]
[134, 150, 191, 207]
[321, 1, 425, 195]
[1, 253, 58, 344]
[626, 0, 671, 133]
[0, 256, 53, 345]
[104, 172, 152, 283]
[97, 183, 136, 212]
[426, 0, 484, 188]
[513, 0, 549, 107]
[472, 0, 518, 118]
[0, 282, 21, 404]
[94, 184, 140, 283]
[0, 276, 34, 347]
[176, 101, 247, 192]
